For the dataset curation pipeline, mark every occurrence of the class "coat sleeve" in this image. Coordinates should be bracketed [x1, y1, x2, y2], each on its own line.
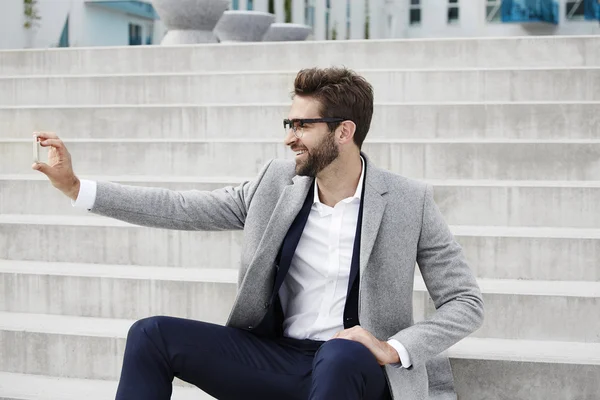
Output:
[388, 184, 485, 369]
[90, 160, 274, 231]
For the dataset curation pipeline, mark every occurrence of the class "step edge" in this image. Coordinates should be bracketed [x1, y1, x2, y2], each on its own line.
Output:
[0, 66, 599, 80]
[1, 100, 599, 109]
[4, 176, 600, 188]
[0, 315, 597, 365]
[2, 215, 599, 239]
[0, 259, 597, 297]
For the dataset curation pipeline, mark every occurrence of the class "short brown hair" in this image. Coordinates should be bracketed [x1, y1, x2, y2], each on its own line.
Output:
[293, 67, 374, 149]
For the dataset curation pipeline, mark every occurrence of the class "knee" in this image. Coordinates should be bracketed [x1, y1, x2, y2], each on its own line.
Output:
[126, 315, 169, 343]
[314, 338, 376, 372]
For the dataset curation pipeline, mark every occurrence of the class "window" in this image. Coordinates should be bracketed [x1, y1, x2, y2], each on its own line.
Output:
[409, 0, 421, 25]
[129, 23, 142, 46]
[448, 0, 459, 24]
[486, 0, 502, 23]
[305, 0, 315, 27]
[566, 0, 585, 19]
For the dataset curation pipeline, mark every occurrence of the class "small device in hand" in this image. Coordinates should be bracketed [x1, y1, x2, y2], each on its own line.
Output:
[33, 134, 41, 163]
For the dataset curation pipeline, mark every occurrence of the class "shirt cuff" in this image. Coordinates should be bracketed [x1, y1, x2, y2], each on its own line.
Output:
[71, 179, 97, 211]
[387, 339, 412, 369]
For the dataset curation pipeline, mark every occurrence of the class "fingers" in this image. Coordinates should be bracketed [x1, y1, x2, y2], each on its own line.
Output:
[39, 138, 64, 149]
[34, 131, 58, 140]
[38, 138, 69, 158]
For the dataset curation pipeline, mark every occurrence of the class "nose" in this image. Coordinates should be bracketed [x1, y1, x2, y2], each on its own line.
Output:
[284, 128, 296, 146]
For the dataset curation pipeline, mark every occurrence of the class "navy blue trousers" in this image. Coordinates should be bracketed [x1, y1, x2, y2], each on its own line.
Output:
[115, 316, 392, 400]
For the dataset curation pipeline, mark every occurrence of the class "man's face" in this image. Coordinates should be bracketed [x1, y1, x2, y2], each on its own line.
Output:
[285, 96, 340, 177]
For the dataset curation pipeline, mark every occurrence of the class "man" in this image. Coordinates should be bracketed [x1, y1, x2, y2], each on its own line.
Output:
[34, 67, 484, 400]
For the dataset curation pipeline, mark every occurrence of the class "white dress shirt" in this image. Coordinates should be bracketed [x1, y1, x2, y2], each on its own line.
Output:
[72, 158, 411, 368]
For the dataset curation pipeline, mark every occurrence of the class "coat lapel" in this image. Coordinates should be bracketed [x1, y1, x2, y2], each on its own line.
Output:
[248, 175, 313, 278]
[359, 153, 388, 279]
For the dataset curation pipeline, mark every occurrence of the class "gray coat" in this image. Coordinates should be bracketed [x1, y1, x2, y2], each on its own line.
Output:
[91, 152, 484, 400]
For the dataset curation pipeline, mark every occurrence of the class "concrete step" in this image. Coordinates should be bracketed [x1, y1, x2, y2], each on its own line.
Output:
[1, 215, 598, 282]
[2, 102, 599, 140]
[449, 338, 600, 400]
[414, 278, 600, 342]
[3, 139, 600, 180]
[0, 312, 598, 400]
[0, 372, 213, 400]
[0, 260, 237, 322]
[0, 36, 598, 76]
[2, 176, 600, 228]
[0, 359, 598, 400]
[1, 68, 599, 106]
[1, 260, 598, 342]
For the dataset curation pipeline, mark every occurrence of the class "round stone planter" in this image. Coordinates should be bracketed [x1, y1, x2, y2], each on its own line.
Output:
[262, 23, 312, 42]
[214, 10, 276, 42]
[152, 0, 229, 44]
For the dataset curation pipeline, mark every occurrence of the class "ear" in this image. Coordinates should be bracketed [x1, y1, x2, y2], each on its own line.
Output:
[338, 120, 357, 145]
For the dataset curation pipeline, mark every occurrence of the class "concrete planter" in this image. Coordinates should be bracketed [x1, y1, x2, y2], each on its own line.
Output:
[262, 23, 312, 42]
[214, 10, 276, 42]
[151, 0, 229, 44]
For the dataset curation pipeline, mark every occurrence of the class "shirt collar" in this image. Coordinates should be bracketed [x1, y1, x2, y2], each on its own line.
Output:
[313, 156, 365, 207]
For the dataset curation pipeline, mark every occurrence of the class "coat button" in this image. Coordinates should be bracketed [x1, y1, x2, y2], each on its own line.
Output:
[248, 326, 253, 330]
[264, 302, 270, 309]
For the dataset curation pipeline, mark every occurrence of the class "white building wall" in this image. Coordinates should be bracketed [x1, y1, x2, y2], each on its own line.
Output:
[0, 0, 26, 49]
[292, 0, 305, 24]
[368, 0, 385, 38]
[314, 0, 327, 40]
[1, 0, 599, 49]
[0, 0, 71, 49]
[253, 0, 269, 12]
[0, 0, 160, 49]
[85, 4, 156, 46]
[330, 0, 348, 39]
[350, 0, 366, 39]
[403, 0, 600, 38]
[274, 0, 285, 22]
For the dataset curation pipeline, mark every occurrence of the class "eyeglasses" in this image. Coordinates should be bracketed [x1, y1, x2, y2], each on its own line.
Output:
[283, 118, 345, 139]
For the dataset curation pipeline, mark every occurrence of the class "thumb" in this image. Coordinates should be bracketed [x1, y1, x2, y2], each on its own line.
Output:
[32, 162, 52, 176]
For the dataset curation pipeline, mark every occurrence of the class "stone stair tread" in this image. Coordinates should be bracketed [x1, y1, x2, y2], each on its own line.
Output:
[0, 174, 250, 183]
[0, 65, 599, 80]
[0, 372, 209, 400]
[1, 36, 598, 79]
[448, 337, 600, 366]
[0, 259, 238, 283]
[2, 214, 600, 239]
[4, 137, 600, 144]
[0, 311, 133, 338]
[1, 100, 599, 109]
[416, 275, 600, 298]
[0, 311, 598, 365]
[1, 259, 598, 298]
[4, 174, 600, 188]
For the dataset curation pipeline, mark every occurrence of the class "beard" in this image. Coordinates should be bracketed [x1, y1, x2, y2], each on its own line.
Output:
[295, 130, 339, 177]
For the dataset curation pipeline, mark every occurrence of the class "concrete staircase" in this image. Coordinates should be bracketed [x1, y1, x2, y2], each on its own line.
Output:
[0, 36, 599, 399]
